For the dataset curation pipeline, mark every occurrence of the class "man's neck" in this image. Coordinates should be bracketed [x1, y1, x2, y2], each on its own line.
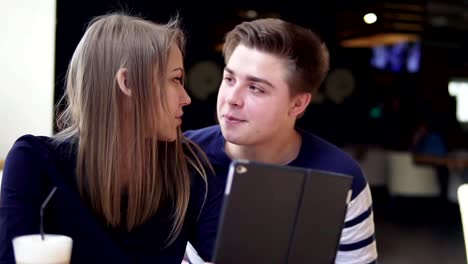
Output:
[224, 130, 302, 165]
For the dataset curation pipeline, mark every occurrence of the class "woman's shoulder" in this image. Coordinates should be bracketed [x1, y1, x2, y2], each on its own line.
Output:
[4, 135, 51, 176]
[6, 134, 76, 169]
[3, 135, 61, 197]
[8, 134, 53, 158]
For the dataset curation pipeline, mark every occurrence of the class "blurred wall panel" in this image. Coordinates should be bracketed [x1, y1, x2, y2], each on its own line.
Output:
[0, 0, 56, 160]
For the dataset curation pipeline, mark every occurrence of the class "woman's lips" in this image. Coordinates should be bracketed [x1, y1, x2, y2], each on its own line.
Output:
[176, 113, 183, 125]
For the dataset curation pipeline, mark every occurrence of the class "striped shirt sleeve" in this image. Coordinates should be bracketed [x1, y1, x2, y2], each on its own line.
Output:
[335, 184, 378, 264]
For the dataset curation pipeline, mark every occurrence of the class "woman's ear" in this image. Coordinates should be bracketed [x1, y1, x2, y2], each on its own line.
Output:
[289, 93, 312, 117]
[116, 68, 131, 97]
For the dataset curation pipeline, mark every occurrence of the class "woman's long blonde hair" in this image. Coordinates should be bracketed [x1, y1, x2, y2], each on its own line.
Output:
[55, 13, 210, 245]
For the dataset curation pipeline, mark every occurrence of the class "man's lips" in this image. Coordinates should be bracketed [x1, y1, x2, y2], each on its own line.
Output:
[223, 114, 245, 122]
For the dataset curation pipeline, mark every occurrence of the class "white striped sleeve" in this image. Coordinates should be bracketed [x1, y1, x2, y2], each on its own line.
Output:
[336, 241, 377, 264]
[335, 184, 378, 264]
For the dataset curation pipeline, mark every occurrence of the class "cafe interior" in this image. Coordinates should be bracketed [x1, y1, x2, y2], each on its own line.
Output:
[3, 0, 468, 262]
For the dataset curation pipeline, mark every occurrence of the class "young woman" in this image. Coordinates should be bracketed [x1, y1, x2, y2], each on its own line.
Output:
[0, 13, 220, 263]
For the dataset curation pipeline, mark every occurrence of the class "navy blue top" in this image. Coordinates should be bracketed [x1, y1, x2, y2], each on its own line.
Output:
[0, 135, 222, 264]
[185, 125, 378, 263]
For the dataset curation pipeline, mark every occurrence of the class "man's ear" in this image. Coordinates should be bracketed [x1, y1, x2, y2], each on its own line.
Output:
[116, 68, 131, 97]
[289, 93, 311, 117]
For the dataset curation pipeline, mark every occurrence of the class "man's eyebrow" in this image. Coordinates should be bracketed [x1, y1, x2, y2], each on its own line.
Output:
[224, 67, 274, 89]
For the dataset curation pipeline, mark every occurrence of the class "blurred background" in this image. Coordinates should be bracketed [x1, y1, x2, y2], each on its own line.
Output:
[3, 0, 468, 262]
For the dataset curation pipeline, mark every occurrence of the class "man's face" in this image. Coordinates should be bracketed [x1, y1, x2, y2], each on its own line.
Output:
[217, 44, 297, 146]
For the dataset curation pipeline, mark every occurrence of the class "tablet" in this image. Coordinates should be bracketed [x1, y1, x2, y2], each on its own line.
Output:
[213, 160, 353, 264]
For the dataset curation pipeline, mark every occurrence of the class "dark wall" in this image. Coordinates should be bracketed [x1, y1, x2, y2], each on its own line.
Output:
[54, 0, 467, 149]
[54, 0, 339, 132]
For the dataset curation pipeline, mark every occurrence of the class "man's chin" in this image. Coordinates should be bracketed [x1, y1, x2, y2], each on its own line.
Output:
[220, 125, 244, 144]
[222, 133, 246, 146]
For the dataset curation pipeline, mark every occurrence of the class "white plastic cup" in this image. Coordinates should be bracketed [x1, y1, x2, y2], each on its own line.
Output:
[12, 234, 73, 264]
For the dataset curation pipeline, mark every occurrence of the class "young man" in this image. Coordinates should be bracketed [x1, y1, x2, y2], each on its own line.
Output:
[185, 18, 378, 263]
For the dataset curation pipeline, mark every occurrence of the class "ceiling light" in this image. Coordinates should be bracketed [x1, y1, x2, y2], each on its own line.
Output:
[363, 13, 378, 24]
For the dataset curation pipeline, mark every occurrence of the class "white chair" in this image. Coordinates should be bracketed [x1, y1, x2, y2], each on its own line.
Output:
[358, 148, 388, 187]
[343, 146, 388, 187]
[449, 170, 465, 203]
[457, 184, 468, 263]
[387, 151, 440, 197]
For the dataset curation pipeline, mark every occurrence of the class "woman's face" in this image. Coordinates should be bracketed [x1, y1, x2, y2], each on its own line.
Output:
[157, 45, 191, 141]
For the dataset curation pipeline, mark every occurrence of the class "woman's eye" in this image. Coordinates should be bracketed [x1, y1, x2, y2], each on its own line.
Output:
[174, 77, 183, 84]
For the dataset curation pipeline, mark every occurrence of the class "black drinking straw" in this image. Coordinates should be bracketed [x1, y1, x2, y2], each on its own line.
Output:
[40, 187, 57, 241]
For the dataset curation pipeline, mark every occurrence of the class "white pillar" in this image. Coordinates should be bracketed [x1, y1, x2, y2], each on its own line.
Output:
[0, 0, 56, 160]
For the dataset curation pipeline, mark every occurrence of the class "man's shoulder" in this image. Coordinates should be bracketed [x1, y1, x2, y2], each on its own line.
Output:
[298, 130, 368, 198]
[300, 130, 358, 167]
[184, 125, 222, 146]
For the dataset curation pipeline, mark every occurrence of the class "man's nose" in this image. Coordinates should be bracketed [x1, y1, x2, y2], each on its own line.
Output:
[225, 84, 244, 107]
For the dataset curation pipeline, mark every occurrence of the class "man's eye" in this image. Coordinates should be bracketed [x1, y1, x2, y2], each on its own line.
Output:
[224, 76, 234, 83]
[249, 86, 264, 93]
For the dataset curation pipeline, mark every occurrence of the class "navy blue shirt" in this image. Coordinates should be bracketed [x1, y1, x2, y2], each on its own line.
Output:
[184, 125, 378, 263]
[0, 135, 221, 264]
